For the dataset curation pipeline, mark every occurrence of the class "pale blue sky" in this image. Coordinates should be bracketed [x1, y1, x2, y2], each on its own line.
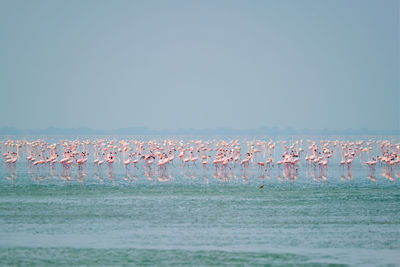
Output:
[0, 0, 398, 131]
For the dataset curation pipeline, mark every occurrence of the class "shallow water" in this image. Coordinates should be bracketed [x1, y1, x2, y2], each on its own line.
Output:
[1, 136, 399, 266]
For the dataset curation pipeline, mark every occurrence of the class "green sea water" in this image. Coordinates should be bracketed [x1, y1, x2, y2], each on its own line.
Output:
[1, 182, 400, 266]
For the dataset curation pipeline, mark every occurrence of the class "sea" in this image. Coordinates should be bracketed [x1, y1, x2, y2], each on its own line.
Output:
[0, 135, 399, 266]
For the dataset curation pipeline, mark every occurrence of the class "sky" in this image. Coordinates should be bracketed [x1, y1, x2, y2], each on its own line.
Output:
[0, 0, 398, 131]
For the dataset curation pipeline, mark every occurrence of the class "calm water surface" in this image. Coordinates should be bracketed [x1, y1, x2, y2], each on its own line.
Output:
[0, 136, 399, 266]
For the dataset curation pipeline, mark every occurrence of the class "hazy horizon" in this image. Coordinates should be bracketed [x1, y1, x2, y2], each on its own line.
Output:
[0, 125, 398, 136]
[0, 0, 399, 132]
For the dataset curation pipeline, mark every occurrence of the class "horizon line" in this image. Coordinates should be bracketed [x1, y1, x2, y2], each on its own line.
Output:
[0, 126, 398, 136]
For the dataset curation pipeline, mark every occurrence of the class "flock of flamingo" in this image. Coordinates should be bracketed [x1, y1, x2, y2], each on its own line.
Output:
[1, 138, 400, 184]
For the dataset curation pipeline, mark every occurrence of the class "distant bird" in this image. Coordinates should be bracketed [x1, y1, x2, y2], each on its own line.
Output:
[259, 184, 264, 189]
